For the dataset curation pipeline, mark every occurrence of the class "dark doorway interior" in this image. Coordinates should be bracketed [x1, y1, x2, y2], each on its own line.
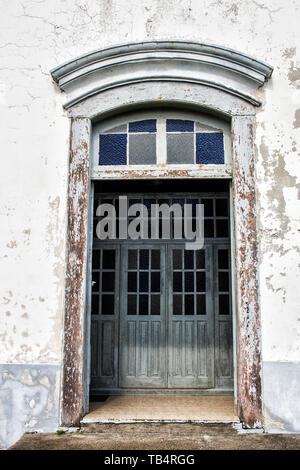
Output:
[90, 179, 233, 396]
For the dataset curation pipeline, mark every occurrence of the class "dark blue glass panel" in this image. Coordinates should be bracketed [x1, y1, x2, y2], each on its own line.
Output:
[129, 120, 156, 133]
[99, 134, 127, 165]
[196, 133, 224, 164]
[166, 119, 194, 132]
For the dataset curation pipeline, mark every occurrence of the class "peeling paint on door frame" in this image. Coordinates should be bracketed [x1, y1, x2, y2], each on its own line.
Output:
[60, 109, 262, 429]
[60, 117, 91, 426]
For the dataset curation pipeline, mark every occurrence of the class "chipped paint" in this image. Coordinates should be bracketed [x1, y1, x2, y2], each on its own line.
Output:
[288, 63, 300, 87]
[232, 116, 262, 428]
[92, 166, 232, 180]
[0, 364, 60, 449]
[61, 117, 90, 427]
[293, 109, 300, 129]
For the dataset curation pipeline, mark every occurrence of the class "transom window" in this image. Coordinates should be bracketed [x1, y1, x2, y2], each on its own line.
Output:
[92, 111, 231, 168]
[93, 193, 230, 240]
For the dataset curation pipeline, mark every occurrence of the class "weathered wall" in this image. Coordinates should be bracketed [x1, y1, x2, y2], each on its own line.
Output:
[0, 0, 299, 446]
[0, 364, 60, 448]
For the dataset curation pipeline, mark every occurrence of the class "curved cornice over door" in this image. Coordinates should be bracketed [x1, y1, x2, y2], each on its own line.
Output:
[50, 41, 273, 109]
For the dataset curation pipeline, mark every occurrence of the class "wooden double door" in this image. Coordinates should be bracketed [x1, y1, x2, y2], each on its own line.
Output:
[90, 240, 233, 393]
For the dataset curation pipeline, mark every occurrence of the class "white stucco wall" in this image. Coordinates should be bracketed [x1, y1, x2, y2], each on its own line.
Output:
[0, 0, 299, 438]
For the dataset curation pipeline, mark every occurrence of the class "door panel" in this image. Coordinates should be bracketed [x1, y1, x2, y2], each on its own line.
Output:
[90, 246, 119, 389]
[167, 246, 214, 388]
[119, 246, 167, 388]
[90, 192, 233, 393]
[214, 245, 233, 389]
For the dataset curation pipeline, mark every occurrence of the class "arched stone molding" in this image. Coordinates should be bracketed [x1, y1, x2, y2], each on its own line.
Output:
[51, 41, 272, 109]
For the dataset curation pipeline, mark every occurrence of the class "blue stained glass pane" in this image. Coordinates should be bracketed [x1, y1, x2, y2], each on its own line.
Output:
[196, 133, 224, 164]
[99, 134, 127, 165]
[129, 120, 156, 133]
[166, 119, 194, 132]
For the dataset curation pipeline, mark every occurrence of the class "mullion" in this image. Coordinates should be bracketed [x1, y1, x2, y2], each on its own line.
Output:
[126, 123, 129, 164]
[182, 249, 185, 315]
[92, 247, 100, 315]
[138, 248, 150, 316]
[213, 197, 216, 238]
[193, 128, 196, 163]
[127, 249, 138, 315]
[196, 247, 206, 316]
[194, 251, 196, 316]
[148, 250, 151, 315]
[172, 248, 182, 316]
[217, 247, 230, 315]
[114, 198, 119, 238]
[99, 249, 103, 315]
[137, 249, 140, 315]
[184, 270, 196, 316]
[150, 249, 160, 316]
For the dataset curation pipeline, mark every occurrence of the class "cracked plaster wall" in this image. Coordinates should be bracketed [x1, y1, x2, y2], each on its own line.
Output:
[0, 0, 299, 438]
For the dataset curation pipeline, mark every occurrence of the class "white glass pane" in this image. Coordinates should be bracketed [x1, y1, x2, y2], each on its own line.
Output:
[129, 134, 156, 164]
[167, 133, 194, 164]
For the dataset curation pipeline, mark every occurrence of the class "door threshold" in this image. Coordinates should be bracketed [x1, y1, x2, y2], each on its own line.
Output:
[82, 418, 240, 424]
[90, 389, 233, 397]
[83, 395, 239, 424]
